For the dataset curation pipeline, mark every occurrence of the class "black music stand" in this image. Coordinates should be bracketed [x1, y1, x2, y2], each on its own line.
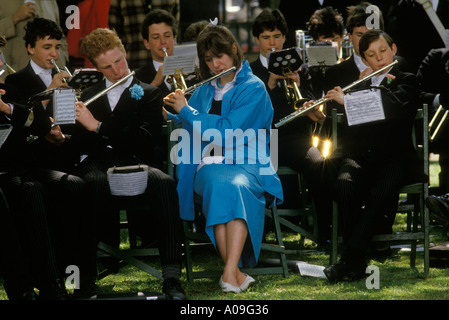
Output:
[68, 68, 103, 90]
[267, 47, 303, 75]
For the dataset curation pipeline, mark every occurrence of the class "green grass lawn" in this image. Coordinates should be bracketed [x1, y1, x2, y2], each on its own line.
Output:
[0, 158, 448, 301]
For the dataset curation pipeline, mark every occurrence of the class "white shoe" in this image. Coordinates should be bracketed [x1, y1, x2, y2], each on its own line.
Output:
[219, 277, 241, 293]
[239, 274, 255, 291]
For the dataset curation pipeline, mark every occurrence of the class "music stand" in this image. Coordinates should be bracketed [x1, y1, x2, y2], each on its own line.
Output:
[267, 47, 303, 75]
[68, 68, 104, 90]
[306, 41, 339, 67]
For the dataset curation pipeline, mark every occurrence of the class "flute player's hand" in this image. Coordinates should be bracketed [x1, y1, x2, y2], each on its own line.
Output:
[76, 101, 100, 132]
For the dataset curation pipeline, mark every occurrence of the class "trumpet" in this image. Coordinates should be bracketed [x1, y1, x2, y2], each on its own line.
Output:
[275, 60, 399, 128]
[429, 105, 448, 141]
[270, 48, 308, 110]
[84, 71, 135, 106]
[162, 47, 188, 91]
[50, 59, 72, 84]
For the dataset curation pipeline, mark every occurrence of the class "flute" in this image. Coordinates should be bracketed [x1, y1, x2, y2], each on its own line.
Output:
[183, 66, 236, 94]
[84, 71, 135, 106]
[274, 60, 399, 128]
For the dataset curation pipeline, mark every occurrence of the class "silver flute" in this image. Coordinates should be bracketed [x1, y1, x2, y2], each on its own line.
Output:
[183, 66, 237, 93]
[84, 71, 135, 106]
[274, 60, 399, 128]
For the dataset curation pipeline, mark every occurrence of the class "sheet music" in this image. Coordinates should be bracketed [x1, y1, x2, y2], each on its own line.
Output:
[163, 54, 197, 76]
[0, 125, 12, 149]
[344, 88, 385, 126]
[306, 42, 338, 66]
[53, 89, 76, 125]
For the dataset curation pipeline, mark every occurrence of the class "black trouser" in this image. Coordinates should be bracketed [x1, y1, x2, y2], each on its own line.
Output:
[0, 174, 58, 298]
[333, 154, 403, 252]
[74, 159, 184, 268]
[279, 136, 339, 242]
[1, 168, 97, 293]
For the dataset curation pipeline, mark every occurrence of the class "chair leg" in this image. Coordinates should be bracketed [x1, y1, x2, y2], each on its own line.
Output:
[330, 201, 339, 265]
[183, 221, 194, 283]
[270, 204, 289, 278]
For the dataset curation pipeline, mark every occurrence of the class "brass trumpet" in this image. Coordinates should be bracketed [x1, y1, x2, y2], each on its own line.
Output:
[275, 60, 399, 128]
[50, 59, 72, 84]
[429, 105, 448, 141]
[270, 48, 308, 110]
[162, 47, 188, 91]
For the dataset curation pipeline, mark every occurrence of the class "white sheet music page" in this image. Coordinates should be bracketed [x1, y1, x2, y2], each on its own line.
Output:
[163, 54, 197, 76]
[306, 42, 338, 66]
[53, 88, 76, 125]
[344, 88, 385, 126]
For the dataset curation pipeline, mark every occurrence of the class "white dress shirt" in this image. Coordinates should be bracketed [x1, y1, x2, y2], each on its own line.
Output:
[105, 75, 133, 111]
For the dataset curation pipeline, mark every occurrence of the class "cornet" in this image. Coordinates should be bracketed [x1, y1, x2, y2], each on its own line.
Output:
[162, 47, 188, 91]
[50, 59, 72, 84]
[270, 48, 308, 110]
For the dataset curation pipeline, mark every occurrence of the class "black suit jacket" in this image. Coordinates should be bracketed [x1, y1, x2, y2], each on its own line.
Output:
[69, 77, 164, 167]
[135, 58, 171, 97]
[342, 67, 420, 165]
[417, 48, 449, 151]
[3, 62, 76, 170]
[0, 83, 52, 169]
[5, 62, 51, 102]
[250, 56, 318, 164]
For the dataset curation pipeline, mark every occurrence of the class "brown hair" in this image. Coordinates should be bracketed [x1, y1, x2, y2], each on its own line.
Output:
[81, 28, 124, 66]
[196, 25, 243, 80]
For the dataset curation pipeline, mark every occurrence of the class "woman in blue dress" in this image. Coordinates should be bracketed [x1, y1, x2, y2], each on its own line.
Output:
[163, 24, 283, 293]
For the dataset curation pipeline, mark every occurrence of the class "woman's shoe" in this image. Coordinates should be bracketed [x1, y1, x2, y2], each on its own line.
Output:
[219, 277, 241, 293]
[239, 274, 255, 291]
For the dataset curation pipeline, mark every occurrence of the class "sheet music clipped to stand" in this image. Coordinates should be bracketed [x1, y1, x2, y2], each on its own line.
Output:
[53, 88, 77, 125]
[306, 41, 339, 67]
[344, 88, 385, 126]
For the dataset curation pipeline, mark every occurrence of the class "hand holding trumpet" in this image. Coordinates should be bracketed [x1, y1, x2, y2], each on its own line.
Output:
[163, 89, 188, 114]
[268, 70, 300, 91]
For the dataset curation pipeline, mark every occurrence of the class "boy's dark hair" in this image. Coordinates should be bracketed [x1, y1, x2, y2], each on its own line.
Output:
[306, 7, 344, 40]
[359, 29, 394, 59]
[23, 17, 63, 49]
[141, 9, 178, 40]
[346, 2, 384, 34]
[252, 8, 288, 38]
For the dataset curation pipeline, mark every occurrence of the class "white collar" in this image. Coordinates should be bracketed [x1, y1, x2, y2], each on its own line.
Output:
[354, 53, 369, 73]
[105, 74, 133, 89]
[371, 68, 392, 87]
[210, 64, 241, 100]
[30, 59, 52, 76]
[260, 54, 268, 69]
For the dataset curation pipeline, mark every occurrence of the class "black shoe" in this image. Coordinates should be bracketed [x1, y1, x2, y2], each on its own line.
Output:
[324, 259, 367, 283]
[21, 290, 38, 300]
[72, 283, 100, 300]
[38, 279, 68, 300]
[162, 278, 186, 300]
[426, 195, 449, 226]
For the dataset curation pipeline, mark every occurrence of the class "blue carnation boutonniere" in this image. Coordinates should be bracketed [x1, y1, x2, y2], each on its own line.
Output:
[130, 84, 144, 100]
